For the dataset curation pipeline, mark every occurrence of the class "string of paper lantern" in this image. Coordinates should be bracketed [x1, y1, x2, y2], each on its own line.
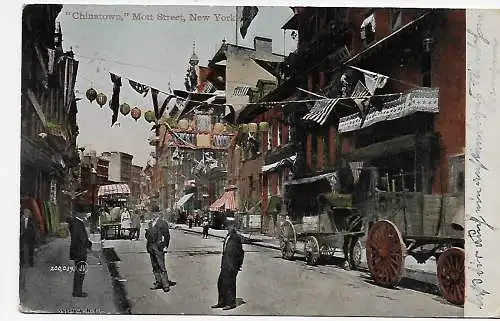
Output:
[85, 86, 279, 134]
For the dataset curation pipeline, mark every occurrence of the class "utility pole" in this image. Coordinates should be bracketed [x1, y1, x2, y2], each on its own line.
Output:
[235, 7, 238, 46]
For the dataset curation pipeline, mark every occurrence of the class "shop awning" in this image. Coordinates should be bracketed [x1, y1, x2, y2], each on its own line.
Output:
[98, 184, 130, 197]
[262, 154, 297, 172]
[344, 134, 417, 162]
[285, 172, 336, 186]
[302, 99, 339, 126]
[209, 190, 236, 212]
[175, 193, 194, 209]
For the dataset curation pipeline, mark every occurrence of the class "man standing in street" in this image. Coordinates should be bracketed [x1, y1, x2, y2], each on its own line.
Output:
[20, 208, 37, 267]
[131, 210, 141, 240]
[145, 205, 174, 293]
[69, 204, 92, 297]
[212, 217, 244, 310]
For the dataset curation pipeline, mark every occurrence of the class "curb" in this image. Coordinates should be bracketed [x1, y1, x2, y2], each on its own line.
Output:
[177, 227, 283, 251]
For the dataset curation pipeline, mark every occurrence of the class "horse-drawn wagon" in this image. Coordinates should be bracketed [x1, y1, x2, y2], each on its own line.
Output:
[279, 172, 365, 269]
[279, 168, 465, 305]
[364, 190, 464, 305]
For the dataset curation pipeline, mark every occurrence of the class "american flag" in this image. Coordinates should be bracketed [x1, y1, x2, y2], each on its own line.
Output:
[352, 81, 371, 119]
[349, 162, 364, 184]
[233, 86, 250, 96]
[202, 81, 215, 93]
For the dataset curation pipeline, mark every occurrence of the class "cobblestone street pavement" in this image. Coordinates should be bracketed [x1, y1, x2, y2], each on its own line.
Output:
[104, 228, 463, 316]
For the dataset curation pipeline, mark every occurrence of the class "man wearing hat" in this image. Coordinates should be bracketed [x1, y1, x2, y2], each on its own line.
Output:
[211, 217, 244, 310]
[69, 203, 92, 297]
[145, 205, 174, 293]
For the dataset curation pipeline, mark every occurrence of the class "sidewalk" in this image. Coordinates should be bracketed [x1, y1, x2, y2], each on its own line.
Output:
[174, 224, 301, 252]
[175, 224, 437, 284]
[19, 233, 118, 314]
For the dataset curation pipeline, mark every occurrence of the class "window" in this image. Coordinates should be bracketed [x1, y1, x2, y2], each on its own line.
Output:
[258, 174, 263, 196]
[248, 175, 254, 198]
[389, 9, 402, 32]
[267, 174, 272, 196]
[448, 154, 465, 193]
[288, 125, 292, 142]
[267, 123, 273, 151]
[277, 124, 282, 146]
[277, 171, 283, 195]
[322, 129, 329, 168]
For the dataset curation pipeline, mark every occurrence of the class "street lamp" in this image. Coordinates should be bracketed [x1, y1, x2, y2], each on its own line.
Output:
[90, 166, 98, 233]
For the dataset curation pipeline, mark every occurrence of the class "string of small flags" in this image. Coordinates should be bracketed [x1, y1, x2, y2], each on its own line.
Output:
[82, 65, 423, 127]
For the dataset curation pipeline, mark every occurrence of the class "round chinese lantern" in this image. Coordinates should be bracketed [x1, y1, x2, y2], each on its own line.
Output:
[86, 88, 97, 103]
[120, 103, 130, 116]
[144, 110, 155, 123]
[258, 121, 269, 132]
[131, 107, 141, 121]
[96, 93, 107, 107]
[178, 119, 189, 130]
[240, 124, 249, 133]
[248, 122, 257, 133]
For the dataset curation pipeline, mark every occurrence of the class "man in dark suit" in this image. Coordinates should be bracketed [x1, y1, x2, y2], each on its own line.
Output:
[212, 217, 244, 310]
[20, 208, 37, 267]
[145, 205, 173, 293]
[69, 207, 92, 297]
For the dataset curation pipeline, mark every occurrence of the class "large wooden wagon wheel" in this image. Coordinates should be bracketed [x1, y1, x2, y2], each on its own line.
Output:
[304, 236, 321, 266]
[437, 247, 465, 305]
[279, 220, 296, 260]
[366, 220, 406, 287]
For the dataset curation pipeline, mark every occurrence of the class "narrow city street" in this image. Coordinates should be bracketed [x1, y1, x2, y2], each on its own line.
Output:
[104, 228, 463, 316]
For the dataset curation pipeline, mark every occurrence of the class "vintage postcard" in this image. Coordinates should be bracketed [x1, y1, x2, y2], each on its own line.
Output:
[16, 2, 500, 318]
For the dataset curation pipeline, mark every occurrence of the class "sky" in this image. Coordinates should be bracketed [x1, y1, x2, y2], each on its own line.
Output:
[58, 5, 298, 167]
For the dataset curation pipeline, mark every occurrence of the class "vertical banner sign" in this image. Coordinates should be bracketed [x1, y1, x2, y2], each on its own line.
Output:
[50, 180, 57, 203]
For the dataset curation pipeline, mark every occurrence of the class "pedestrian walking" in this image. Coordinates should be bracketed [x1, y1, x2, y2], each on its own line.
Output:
[145, 205, 174, 293]
[20, 208, 37, 267]
[202, 217, 209, 239]
[69, 205, 92, 297]
[211, 217, 244, 311]
[188, 213, 193, 229]
[131, 210, 141, 240]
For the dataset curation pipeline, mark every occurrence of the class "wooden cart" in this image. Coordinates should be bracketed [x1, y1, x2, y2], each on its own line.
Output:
[364, 191, 465, 305]
[278, 173, 366, 269]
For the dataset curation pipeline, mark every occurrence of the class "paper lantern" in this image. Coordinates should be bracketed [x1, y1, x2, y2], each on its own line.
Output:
[131, 107, 141, 121]
[178, 119, 189, 130]
[86, 88, 97, 103]
[258, 121, 269, 132]
[213, 123, 224, 134]
[120, 103, 130, 116]
[144, 110, 155, 123]
[96, 93, 107, 107]
[239, 124, 249, 133]
[248, 122, 257, 133]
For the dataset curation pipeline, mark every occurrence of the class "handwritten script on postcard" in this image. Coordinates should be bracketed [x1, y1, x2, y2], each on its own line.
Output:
[465, 9, 500, 317]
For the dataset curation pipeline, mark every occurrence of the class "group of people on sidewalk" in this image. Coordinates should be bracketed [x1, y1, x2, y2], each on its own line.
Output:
[146, 205, 244, 310]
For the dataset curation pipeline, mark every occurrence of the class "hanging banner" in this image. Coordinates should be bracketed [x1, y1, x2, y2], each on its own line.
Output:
[151, 88, 174, 119]
[129, 79, 150, 97]
[110, 73, 122, 126]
